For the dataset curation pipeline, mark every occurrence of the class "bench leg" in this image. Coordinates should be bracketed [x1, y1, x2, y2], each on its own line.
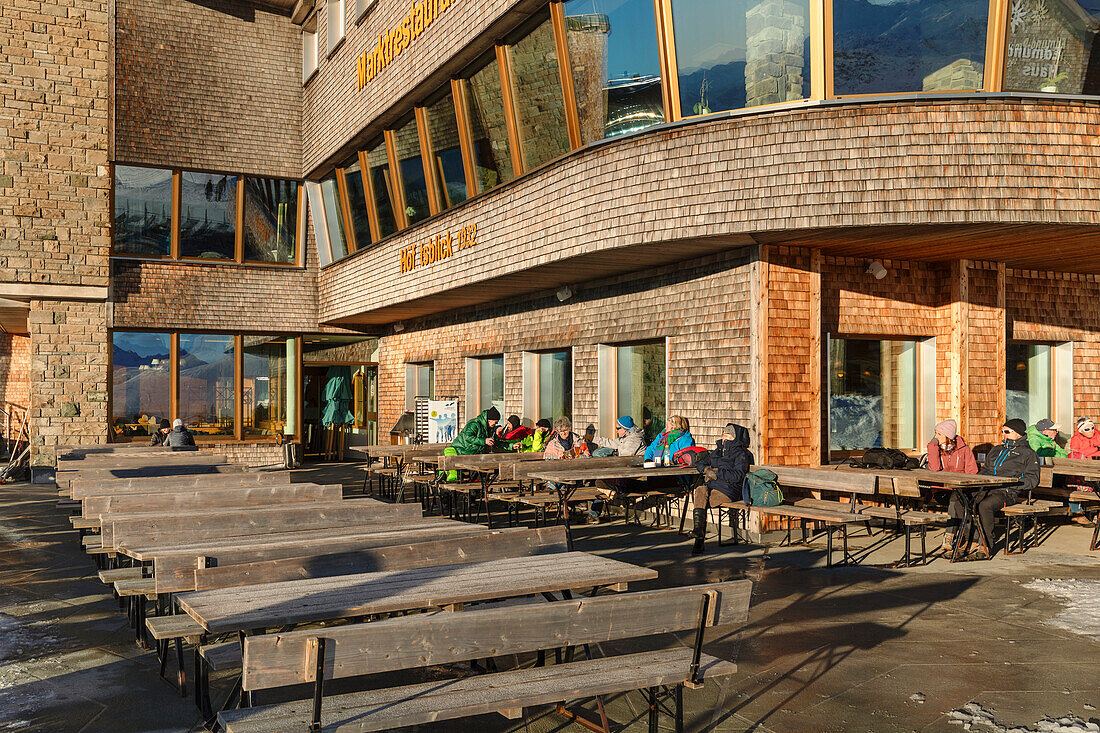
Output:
[648, 687, 659, 733]
[1004, 515, 1027, 556]
[175, 637, 186, 697]
[826, 526, 833, 568]
[675, 684, 684, 733]
[1092, 517, 1100, 552]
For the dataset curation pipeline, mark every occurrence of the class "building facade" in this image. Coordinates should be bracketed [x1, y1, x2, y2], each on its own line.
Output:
[3, 0, 1100, 471]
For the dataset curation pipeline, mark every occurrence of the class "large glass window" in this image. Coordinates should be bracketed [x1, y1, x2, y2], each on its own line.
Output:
[179, 171, 236, 260]
[670, 0, 810, 116]
[243, 336, 292, 437]
[340, 156, 372, 252]
[319, 174, 348, 260]
[405, 362, 435, 412]
[111, 332, 171, 440]
[392, 118, 432, 226]
[564, 0, 665, 142]
[1007, 343, 1053, 425]
[1004, 0, 1100, 94]
[366, 140, 398, 238]
[465, 57, 515, 193]
[539, 350, 572, 421]
[424, 93, 469, 209]
[829, 338, 920, 452]
[113, 165, 172, 256]
[507, 16, 571, 171]
[243, 178, 299, 263]
[615, 342, 666, 437]
[833, 0, 989, 95]
[326, 0, 345, 53]
[179, 334, 235, 437]
[468, 356, 505, 416]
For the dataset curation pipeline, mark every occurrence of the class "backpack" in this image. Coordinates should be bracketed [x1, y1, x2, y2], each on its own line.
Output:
[742, 468, 783, 507]
[674, 446, 709, 466]
[851, 447, 917, 470]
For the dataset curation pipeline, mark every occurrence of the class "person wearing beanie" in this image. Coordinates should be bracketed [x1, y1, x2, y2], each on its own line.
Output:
[497, 414, 532, 444]
[590, 415, 645, 458]
[443, 407, 510, 481]
[163, 418, 196, 448]
[1026, 417, 1068, 458]
[927, 418, 977, 475]
[520, 418, 553, 453]
[691, 423, 753, 554]
[150, 418, 172, 447]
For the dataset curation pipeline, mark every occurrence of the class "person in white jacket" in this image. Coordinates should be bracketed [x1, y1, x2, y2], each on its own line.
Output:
[590, 416, 645, 457]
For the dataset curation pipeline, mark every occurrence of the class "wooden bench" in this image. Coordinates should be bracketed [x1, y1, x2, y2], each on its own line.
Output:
[69, 471, 291, 500]
[81, 482, 342, 519]
[794, 498, 947, 566]
[1070, 491, 1100, 551]
[1001, 499, 1070, 555]
[722, 501, 867, 567]
[219, 579, 752, 733]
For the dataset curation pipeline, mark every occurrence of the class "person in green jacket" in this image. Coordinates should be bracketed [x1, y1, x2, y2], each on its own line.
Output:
[520, 418, 552, 453]
[1026, 418, 1068, 458]
[443, 407, 517, 481]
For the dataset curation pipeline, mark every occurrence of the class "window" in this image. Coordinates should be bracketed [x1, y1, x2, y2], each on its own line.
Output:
[243, 336, 295, 437]
[1007, 342, 1064, 427]
[179, 334, 236, 436]
[564, 0, 665, 142]
[179, 171, 237, 260]
[405, 362, 435, 412]
[113, 165, 173, 257]
[392, 117, 432, 226]
[833, 0, 989, 95]
[507, 15, 571, 171]
[243, 178, 299, 263]
[339, 155, 372, 252]
[355, 0, 375, 19]
[598, 342, 666, 440]
[424, 92, 469, 209]
[670, 0, 811, 116]
[466, 356, 504, 418]
[524, 350, 571, 421]
[319, 174, 349, 260]
[1003, 0, 1100, 94]
[111, 332, 171, 439]
[326, 0, 345, 53]
[302, 18, 319, 82]
[829, 337, 934, 453]
[366, 139, 398, 238]
[464, 56, 515, 193]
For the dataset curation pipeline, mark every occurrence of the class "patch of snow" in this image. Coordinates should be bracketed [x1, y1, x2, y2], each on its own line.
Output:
[911, 692, 927, 703]
[0, 613, 62, 727]
[1024, 578, 1100, 640]
[949, 703, 1100, 733]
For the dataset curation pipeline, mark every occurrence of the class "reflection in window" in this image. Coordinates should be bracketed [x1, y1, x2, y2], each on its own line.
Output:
[615, 342, 666, 438]
[1004, 0, 1100, 94]
[424, 93, 468, 209]
[405, 362, 435, 411]
[539, 351, 572, 421]
[243, 178, 298, 263]
[392, 118, 432, 226]
[671, 0, 810, 116]
[508, 16, 571, 170]
[366, 140, 398, 238]
[833, 0, 989, 95]
[243, 336, 292, 437]
[180, 171, 236, 259]
[319, 175, 348, 260]
[113, 165, 172, 256]
[565, 0, 665, 142]
[111, 332, 171, 439]
[473, 356, 505, 414]
[1007, 343, 1052, 425]
[829, 338, 919, 451]
[465, 57, 515, 193]
[340, 156, 372, 251]
[179, 333, 235, 436]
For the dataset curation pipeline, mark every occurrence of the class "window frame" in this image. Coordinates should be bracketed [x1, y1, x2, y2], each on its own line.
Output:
[522, 349, 573, 422]
[354, 0, 375, 21]
[1006, 340, 1073, 435]
[405, 361, 436, 412]
[326, 0, 346, 55]
[302, 13, 319, 83]
[110, 162, 176, 260]
[465, 355, 505, 419]
[597, 340, 668, 438]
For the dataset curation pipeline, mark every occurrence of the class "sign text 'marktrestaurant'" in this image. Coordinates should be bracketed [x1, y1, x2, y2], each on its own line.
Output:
[400, 223, 477, 274]
[356, 0, 457, 90]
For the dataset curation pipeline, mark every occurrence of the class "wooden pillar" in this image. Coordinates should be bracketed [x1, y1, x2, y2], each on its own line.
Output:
[809, 249, 822, 465]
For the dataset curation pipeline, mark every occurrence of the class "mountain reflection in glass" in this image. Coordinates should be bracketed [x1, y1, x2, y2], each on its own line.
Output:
[179, 333, 235, 436]
[564, 0, 665, 142]
[113, 165, 172, 256]
[111, 332, 171, 439]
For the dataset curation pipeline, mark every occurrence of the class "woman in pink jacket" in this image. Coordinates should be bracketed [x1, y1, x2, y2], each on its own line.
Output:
[926, 419, 978, 474]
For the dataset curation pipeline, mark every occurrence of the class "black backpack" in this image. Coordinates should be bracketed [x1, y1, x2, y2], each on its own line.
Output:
[850, 447, 919, 470]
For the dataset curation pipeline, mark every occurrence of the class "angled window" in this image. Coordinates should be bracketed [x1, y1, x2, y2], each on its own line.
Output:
[464, 55, 515, 193]
[326, 0, 345, 53]
[340, 155, 372, 251]
[366, 138, 398, 238]
[506, 13, 571, 170]
[392, 117, 432, 226]
[319, 173, 348, 260]
[424, 91, 469, 209]
[302, 14, 319, 82]
[113, 165, 173, 257]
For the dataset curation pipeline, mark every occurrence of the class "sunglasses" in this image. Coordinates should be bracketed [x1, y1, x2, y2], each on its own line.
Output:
[1001, 429, 1013, 434]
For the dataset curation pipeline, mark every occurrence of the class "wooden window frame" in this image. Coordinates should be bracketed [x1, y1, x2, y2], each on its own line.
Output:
[240, 178, 307, 267]
[334, 162, 360, 254]
[450, 78, 479, 198]
[357, 150, 383, 244]
[495, 45, 526, 178]
[414, 106, 443, 216]
[549, 2, 583, 149]
[109, 162, 175, 260]
[177, 169, 240, 264]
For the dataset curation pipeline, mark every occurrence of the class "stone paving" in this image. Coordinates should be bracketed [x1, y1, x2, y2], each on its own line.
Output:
[2, 466, 1100, 732]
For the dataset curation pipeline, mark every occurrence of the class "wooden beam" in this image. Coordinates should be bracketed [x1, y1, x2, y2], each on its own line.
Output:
[809, 248, 822, 464]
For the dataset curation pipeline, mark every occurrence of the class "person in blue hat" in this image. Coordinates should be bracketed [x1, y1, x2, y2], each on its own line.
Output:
[590, 415, 646, 457]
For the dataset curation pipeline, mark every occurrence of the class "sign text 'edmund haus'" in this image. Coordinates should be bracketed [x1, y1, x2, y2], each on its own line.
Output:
[400, 223, 477, 273]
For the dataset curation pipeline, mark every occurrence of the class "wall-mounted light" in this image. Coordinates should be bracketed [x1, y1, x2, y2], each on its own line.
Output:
[866, 260, 888, 280]
[392, 321, 405, 333]
[556, 286, 573, 302]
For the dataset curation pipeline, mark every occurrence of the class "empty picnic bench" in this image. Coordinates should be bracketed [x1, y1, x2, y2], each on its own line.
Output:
[218, 579, 752, 733]
[79, 482, 343, 520]
[68, 471, 292, 500]
[360, 443, 446, 498]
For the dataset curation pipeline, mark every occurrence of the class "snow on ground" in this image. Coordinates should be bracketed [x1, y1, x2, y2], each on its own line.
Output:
[1024, 578, 1100, 641]
[0, 612, 61, 729]
[948, 703, 1099, 733]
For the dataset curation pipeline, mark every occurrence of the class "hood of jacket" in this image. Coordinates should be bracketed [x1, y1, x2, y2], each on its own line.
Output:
[1025, 424, 1055, 446]
[727, 424, 750, 449]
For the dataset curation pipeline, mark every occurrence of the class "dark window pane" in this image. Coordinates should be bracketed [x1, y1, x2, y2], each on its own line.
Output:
[243, 178, 298, 263]
[671, 0, 810, 117]
[829, 338, 919, 451]
[243, 336, 290, 437]
[565, 0, 665, 142]
[341, 159, 372, 251]
[508, 16, 571, 170]
[539, 351, 571, 421]
[180, 171, 236, 259]
[319, 175, 348, 260]
[424, 93, 468, 209]
[465, 57, 515, 193]
[1004, 0, 1100, 94]
[179, 333, 235, 436]
[393, 118, 432, 226]
[111, 332, 171, 439]
[113, 165, 172, 256]
[833, 0, 989, 95]
[366, 140, 398, 238]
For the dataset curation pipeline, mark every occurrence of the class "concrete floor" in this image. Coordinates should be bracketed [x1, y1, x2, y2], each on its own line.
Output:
[3, 466, 1100, 732]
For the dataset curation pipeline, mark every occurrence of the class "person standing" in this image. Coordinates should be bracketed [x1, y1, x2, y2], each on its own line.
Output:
[926, 419, 978, 474]
[691, 423, 753, 555]
[1026, 418, 1068, 458]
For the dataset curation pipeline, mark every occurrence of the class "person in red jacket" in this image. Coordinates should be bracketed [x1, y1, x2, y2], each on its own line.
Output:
[1068, 417, 1100, 459]
[927, 419, 978, 474]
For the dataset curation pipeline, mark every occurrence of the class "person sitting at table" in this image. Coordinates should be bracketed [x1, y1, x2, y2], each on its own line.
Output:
[150, 418, 171, 447]
[690, 423, 753, 555]
[590, 416, 646, 458]
[644, 415, 695, 464]
[1026, 418, 1068, 458]
[520, 418, 552, 453]
[496, 414, 532, 445]
[1068, 417, 1100, 459]
[642, 406, 665, 446]
[443, 406, 507, 482]
[543, 417, 590, 459]
[926, 419, 978, 474]
[946, 418, 1039, 560]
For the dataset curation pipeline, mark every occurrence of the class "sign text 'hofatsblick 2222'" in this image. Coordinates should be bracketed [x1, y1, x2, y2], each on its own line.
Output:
[399, 223, 477, 273]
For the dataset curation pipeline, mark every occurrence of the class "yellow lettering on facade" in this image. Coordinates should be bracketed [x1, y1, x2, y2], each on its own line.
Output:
[397, 224, 478, 274]
[357, 0, 459, 89]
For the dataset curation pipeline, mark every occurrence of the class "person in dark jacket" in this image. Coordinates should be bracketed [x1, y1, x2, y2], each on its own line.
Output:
[163, 418, 196, 448]
[949, 418, 1039, 560]
[691, 423, 754, 555]
[150, 418, 171, 446]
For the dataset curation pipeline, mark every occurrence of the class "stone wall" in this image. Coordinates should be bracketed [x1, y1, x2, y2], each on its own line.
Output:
[745, 0, 806, 108]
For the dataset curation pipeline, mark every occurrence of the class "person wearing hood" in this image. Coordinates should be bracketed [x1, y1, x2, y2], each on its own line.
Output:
[1026, 418, 1068, 458]
[163, 419, 196, 448]
[690, 424, 753, 555]
[926, 419, 977, 474]
[590, 416, 645, 457]
[947, 419, 1039, 560]
[644, 415, 694, 463]
[443, 407, 509, 481]
[520, 418, 552, 453]
[150, 418, 171, 447]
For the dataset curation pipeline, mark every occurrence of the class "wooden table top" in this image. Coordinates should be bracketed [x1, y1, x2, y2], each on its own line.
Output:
[825, 465, 1019, 487]
[365, 444, 447, 459]
[175, 551, 657, 634]
[528, 465, 696, 484]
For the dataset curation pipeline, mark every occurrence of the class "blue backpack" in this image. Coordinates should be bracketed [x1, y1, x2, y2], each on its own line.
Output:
[742, 468, 783, 507]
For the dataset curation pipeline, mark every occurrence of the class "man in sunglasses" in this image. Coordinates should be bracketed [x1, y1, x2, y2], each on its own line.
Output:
[951, 418, 1039, 560]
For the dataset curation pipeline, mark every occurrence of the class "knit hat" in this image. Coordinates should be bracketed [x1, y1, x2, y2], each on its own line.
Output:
[1077, 417, 1095, 432]
[616, 416, 635, 430]
[506, 414, 521, 430]
[535, 418, 552, 430]
[935, 419, 957, 439]
[1035, 418, 1060, 433]
[486, 406, 501, 422]
[159, 418, 171, 430]
[1003, 418, 1027, 437]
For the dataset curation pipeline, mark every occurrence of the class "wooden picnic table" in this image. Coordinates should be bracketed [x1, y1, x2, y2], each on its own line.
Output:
[823, 465, 1020, 498]
[174, 551, 656, 634]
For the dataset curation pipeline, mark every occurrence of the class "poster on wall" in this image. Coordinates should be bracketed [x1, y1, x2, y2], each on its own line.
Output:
[428, 400, 459, 444]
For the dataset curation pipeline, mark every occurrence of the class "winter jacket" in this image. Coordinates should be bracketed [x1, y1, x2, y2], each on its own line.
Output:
[696, 425, 754, 500]
[980, 436, 1040, 502]
[451, 410, 496, 455]
[591, 425, 645, 456]
[150, 430, 169, 447]
[163, 427, 196, 448]
[926, 435, 978, 474]
[520, 429, 551, 453]
[500, 425, 533, 443]
[1026, 425, 1068, 458]
[543, 432, 590, 459]
[1069, 431, 1100, 460]
[644, 429, 695, 462]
